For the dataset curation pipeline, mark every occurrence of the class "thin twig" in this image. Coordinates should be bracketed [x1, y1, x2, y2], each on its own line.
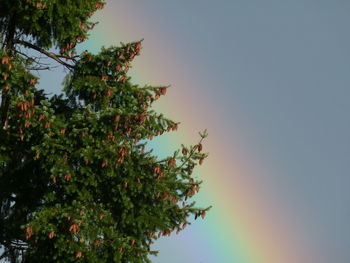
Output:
[28, 66, 51, 71]
[56, 54, 80, 60]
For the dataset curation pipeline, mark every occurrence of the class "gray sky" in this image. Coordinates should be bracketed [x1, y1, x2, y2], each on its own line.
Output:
[2, 1, 350, 262]
[122, 1, 350, 262]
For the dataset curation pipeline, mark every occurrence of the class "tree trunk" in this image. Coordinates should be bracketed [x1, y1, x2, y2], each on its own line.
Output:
[1, 15, 16, 130]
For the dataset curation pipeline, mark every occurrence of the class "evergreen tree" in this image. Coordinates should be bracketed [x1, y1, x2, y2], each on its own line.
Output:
[0, 1, 211, 262]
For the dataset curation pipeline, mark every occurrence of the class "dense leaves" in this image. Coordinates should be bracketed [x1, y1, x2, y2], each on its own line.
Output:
[0, 1, 211, 262]
[0, 0, 104, 51]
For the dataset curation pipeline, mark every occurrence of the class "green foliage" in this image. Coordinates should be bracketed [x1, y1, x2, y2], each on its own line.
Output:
[0, 0, 104, 51]
[0, 1, 211, 262]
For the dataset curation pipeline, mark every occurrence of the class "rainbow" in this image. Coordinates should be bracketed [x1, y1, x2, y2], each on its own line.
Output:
[76, 1, 318, 262]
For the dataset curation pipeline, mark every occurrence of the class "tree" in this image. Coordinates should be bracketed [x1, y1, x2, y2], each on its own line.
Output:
[0, 1, 211, 262]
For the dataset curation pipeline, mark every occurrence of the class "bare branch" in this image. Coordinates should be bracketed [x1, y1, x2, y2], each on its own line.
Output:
[28, 66, 51, 71]
[14, 39, 75, 70]
[56, 53, 80, 60]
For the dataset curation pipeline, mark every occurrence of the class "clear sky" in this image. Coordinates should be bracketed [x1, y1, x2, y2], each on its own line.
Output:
[3, 1, 350, 262]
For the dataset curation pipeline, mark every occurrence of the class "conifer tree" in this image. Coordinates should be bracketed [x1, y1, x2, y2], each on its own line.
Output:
[0, 1, 211, 262]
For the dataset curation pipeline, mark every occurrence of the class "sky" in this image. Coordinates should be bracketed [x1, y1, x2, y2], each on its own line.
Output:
[4, 1, 350, 262]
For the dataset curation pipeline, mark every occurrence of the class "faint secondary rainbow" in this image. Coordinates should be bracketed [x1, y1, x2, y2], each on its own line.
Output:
[77, 1, 318, 262]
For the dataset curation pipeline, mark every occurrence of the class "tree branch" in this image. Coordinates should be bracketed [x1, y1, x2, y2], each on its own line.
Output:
[13, 39, 75, 69]
[28, 66, 52, 71]
[177, 137, 205, 170]
[56, 54, 80, 60]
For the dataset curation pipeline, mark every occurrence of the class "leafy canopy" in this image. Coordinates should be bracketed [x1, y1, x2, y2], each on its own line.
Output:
[0, 1, 211, 262]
